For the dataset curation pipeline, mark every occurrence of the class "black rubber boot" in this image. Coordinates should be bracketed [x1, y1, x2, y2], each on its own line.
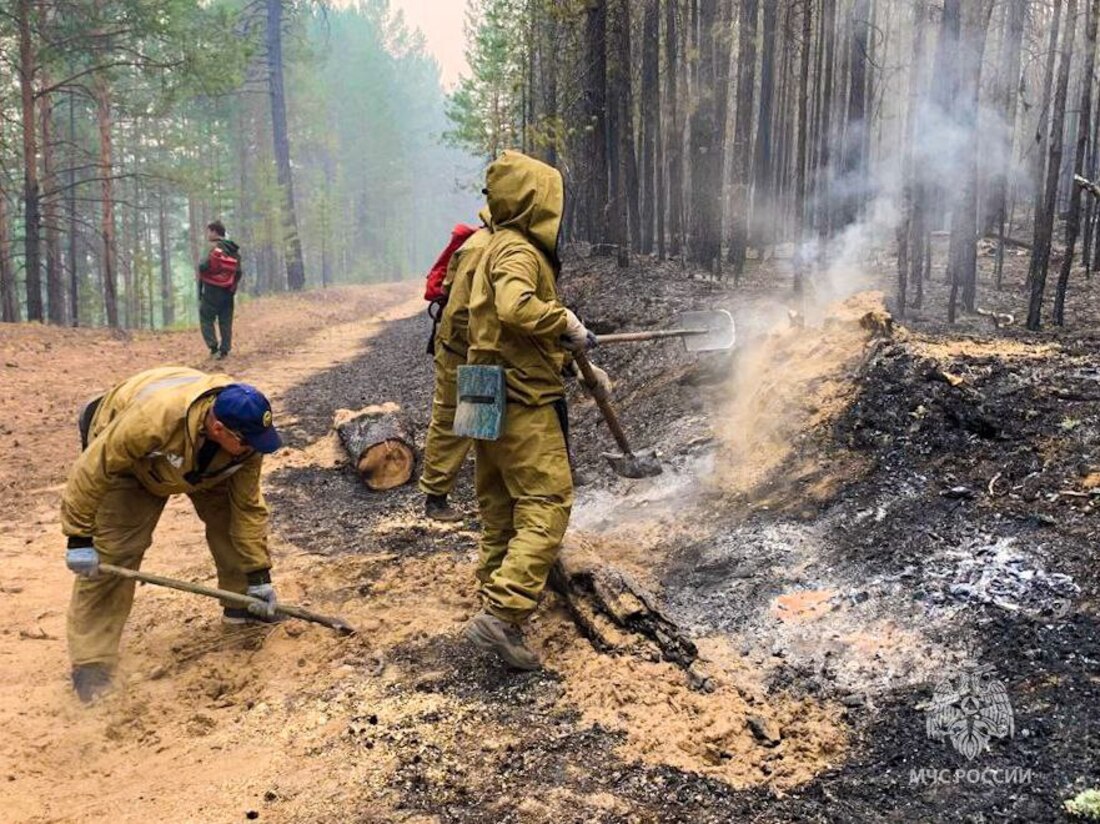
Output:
[72, 663, 113, 704]
[425, 493, 463, 523]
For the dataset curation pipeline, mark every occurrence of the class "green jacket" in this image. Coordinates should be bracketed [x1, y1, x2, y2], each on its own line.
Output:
[61, 367, 271, 573]
[467, 151, 570, 407]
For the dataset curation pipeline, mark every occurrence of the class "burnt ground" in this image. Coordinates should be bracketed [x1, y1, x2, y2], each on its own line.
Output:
[261, 247, 1100, 823]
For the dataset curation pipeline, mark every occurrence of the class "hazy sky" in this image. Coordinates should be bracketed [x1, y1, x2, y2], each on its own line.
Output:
[390, 0, 470, 89]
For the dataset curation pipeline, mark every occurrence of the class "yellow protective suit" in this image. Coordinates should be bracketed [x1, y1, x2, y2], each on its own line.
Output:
[466, 150, 574, 623]
[62, 366, 271, 667]
[420, 219, 493, 497]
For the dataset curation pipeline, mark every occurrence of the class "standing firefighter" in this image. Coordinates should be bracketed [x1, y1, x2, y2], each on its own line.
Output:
[62, 367, 283, 702]
[461, 151, 596, 670]
[419, 211, 493, 521]
[197, 220, 242, 359]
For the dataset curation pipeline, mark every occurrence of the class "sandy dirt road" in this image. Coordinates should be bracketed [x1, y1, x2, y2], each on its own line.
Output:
[0, 283, 427, 822]
[0, 277, 850, 823]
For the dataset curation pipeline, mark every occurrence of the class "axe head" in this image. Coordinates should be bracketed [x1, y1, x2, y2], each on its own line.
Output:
[601, 447, 663, 479]
[680, 310, 736, 352]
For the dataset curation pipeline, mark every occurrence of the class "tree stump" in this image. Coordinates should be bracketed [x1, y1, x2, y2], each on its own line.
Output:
[334, 403, 418, 491]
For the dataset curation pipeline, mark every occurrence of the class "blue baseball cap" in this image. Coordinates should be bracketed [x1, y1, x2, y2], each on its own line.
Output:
[213, 384, 282, 454]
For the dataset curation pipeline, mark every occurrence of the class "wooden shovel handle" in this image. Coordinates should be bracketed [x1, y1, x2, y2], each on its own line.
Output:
[99, 563, 356, 635]
[597, 328, 706, 344]
[572, 350, 635, 457]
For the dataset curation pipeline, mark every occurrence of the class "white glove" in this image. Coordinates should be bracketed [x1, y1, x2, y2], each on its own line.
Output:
[581, 364, 613, 397]
[561, 309, 596, 352]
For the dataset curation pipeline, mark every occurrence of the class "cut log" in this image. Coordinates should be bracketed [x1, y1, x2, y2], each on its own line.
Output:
[334, 403, 418, 491]
[550, 536, 705, 685]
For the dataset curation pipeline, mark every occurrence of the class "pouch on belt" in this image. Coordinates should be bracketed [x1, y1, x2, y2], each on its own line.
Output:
[454, 365, 505, 441]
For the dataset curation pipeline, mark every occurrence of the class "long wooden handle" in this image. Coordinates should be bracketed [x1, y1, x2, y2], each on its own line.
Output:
[572, 350, 635, 457]
[597, 328, 706, 344]
[99, 563, 356, 635]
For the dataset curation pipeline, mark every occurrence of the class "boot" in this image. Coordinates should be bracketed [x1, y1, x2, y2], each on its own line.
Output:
[72, 663, 113, 704]
[464, 611, 540, 671]
[425, 493, 463, 523]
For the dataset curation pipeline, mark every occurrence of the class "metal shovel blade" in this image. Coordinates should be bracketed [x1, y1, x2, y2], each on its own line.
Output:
[601, 447, 663, 479]
[679, 309, 736, 352]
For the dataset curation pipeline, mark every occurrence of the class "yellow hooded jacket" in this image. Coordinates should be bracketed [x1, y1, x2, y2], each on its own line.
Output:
[437, 207, 493, 358]
[61, 367, 271, 573]
[466, 151, 570, 406]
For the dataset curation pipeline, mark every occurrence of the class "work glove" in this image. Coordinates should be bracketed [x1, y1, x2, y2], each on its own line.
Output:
[246, 571, 278, 619]
[580, 363, 614, 397]
[561, 309, 597, 352]
[66, 537, 100, 579]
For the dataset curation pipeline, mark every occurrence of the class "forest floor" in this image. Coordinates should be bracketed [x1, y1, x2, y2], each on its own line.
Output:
[2, 240, 1099, 823]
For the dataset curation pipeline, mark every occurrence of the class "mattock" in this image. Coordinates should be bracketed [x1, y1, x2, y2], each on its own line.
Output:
[99, 563, 356, 635]
[572, 350, 662, 479]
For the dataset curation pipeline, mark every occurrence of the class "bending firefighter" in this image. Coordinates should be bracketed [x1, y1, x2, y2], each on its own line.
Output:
[61, 367, 283, 702]
[419, 210, 493, 521]
[462, 150, 599, 670]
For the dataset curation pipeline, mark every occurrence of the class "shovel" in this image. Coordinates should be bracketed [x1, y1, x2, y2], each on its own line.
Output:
[573, 350, 662, 479]
[597, 309, 736, 352]
[99, 563, 357, 635]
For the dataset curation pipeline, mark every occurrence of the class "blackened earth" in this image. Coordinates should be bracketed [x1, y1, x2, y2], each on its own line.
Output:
[265, 257, 1099, 822]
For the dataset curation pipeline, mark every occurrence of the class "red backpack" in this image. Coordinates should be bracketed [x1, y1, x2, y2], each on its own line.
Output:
[424, 224, 478, 303]
[200, 244, 241, 292]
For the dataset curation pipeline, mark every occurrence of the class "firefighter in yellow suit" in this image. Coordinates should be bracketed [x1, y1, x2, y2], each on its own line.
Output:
[462, 150, 601, 670]
[60, 367, 283, 702]
[420, 210, 493, 521]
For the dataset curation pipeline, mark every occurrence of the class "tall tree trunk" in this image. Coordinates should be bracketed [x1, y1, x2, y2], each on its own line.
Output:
[640, 0, 660, 256]
[266, 0, 306, 291]
[751, 0, 778, 249]
[67, 90, 81, 326]
[40, 82, 63, 325]
[617, 0, 641, 257]
[1054, 0, 1099, 325]
[18, 0, 43, 322]
[898, 0, 929, 319]
[95, 71, 119, 328]
[159, 189, 174, 328]
[816, 0, 838, 240]
[585, 0, 611, 247]
[0, 190, 16, 322]
[728, 0, 758, 280]
[793, 0, 813, 293]
[839, 0, 870, 229]
[688, 0, 723, 271]
[1030, 0, 1064, 264]
[607, 0, 629, 266]
[986, 0, 1026, 238]
[1028, 0, 1077, 330]
[666, 0, 684, 258]
[946, 0, 995, 321]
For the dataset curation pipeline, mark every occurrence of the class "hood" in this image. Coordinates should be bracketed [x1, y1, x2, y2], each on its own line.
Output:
[485, 150, 563, 259]
[217, 239, 240, 256]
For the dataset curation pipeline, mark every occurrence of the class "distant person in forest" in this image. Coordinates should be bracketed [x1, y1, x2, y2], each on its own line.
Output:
[197, 220, 242, 359]
[419, 209, 493, 522]
[61, 367, 283, 703]
[461, 150, 599, 670]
